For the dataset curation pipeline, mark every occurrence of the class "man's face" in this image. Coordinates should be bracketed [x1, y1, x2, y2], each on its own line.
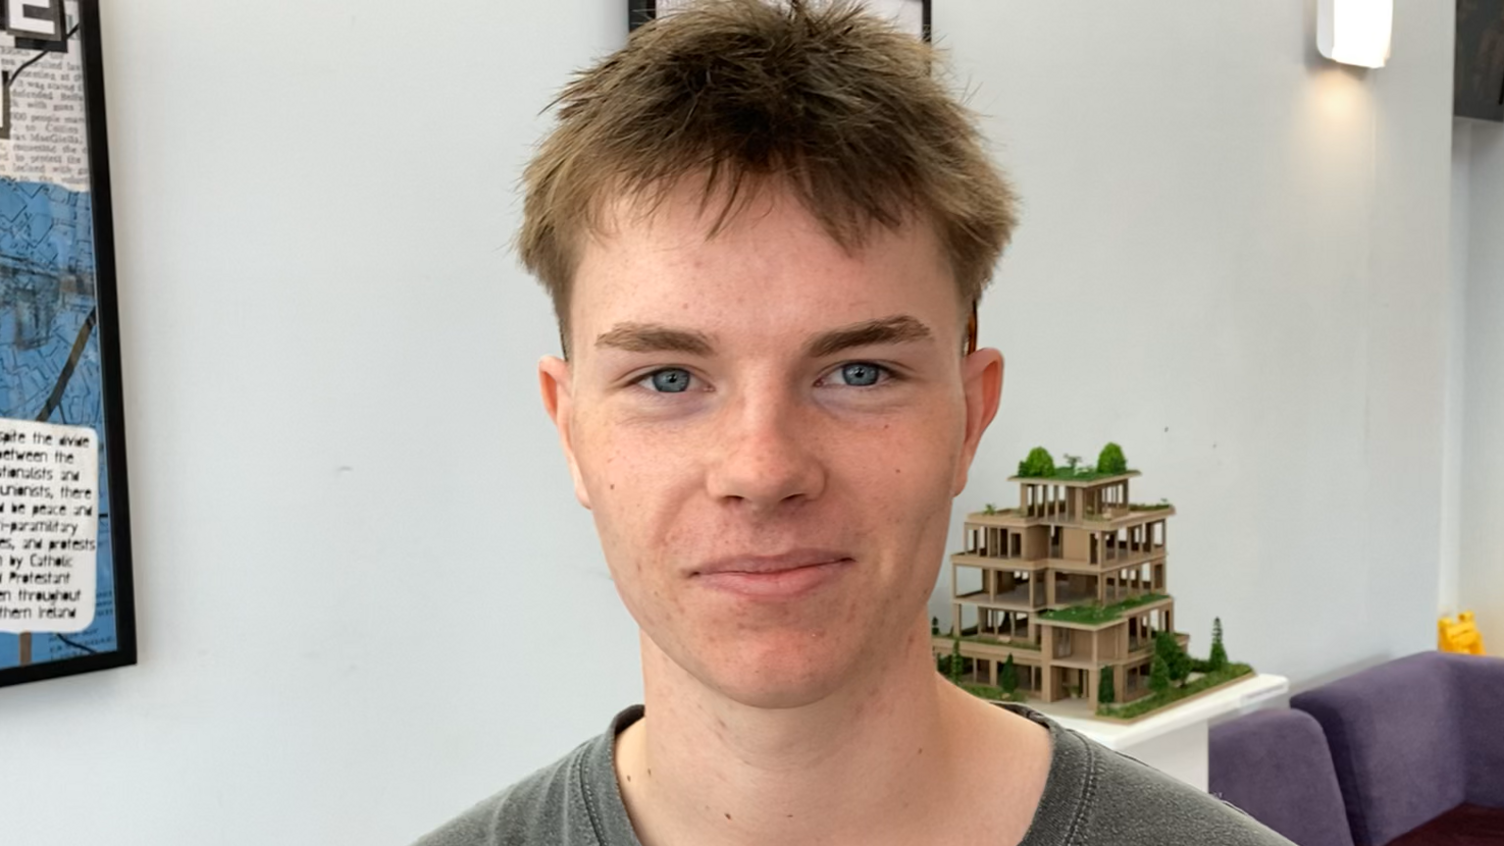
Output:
[540, 185, 1002, 709]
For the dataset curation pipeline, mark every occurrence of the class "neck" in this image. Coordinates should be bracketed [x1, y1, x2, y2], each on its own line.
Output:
[614, 620, 1030, 846]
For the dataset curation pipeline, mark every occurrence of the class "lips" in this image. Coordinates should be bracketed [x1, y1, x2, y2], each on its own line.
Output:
[692, 549, 854, 599]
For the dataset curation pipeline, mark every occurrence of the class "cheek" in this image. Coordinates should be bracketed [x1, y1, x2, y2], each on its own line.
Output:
[575, 417, 705, 562]
[844, 414, 963, 498]
[820, 419, 961, 581]
[573, 412, 648, 499]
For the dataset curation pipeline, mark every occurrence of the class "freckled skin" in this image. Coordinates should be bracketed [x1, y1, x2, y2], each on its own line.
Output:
[539, 185, 1002, 713]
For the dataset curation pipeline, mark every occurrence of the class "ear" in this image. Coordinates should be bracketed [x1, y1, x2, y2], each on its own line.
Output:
[953, 348, 1004, 496]
[539, 356, 591, 510]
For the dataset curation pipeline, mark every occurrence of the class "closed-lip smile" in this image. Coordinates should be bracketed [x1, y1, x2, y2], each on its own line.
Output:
[692, 549, 854, 599]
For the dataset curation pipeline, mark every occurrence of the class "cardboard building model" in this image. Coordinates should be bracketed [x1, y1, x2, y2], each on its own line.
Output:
[934, 445, 1213, 711]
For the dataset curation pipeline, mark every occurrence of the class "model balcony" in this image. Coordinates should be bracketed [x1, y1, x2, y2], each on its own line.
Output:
[957, 512, 1172, 573]
[935, 629, 1043, 654]
[954, 581, 1049, 611]
[951, 559, 1048, 610]
[963, 502, 1176, 533]
[1036, 593, 1172, 631]
[1094, 539, 1167, 568]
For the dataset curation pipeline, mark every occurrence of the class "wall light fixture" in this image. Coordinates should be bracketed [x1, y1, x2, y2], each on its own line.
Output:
[1317, 0, 1394, 68]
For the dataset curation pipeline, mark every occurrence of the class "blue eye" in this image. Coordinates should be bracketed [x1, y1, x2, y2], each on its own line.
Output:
[835, 362, 884, 387]
[645, 368, 693, 393]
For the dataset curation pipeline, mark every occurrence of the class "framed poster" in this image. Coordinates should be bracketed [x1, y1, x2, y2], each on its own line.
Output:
[630, 0, 932, 42]
[0, 0, 136, 689]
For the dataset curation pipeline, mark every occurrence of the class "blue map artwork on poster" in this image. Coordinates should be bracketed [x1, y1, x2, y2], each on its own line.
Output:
[0, 178, 117, 670]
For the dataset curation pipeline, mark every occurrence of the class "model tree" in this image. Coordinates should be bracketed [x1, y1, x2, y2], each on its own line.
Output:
[1155, 631, 1191, 685]
[1017, 447, 1056, 478]
[1000, 654, 1018, 695]
[1097, 442, 1128, 475]
[1209, 617, 1228, 672]
[1175, 644, 1192, 684]
[1150, 654, 1170, 695]
[1098, 666, 1115, 705]
[1153, 630, 1174, 670]
[949, 639, 963, 683]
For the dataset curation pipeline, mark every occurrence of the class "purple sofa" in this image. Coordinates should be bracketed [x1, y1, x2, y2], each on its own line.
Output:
[1210, 709, 1355, 846]
[1291, 652, 1504, 846]
[1212, 652, 1504, 846]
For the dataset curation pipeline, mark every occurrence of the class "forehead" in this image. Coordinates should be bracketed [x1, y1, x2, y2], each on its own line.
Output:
[570, 183, 961, 350]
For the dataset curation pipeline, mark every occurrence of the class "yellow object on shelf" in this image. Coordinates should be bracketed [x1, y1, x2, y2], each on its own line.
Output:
[1439, 611, 1486, 656]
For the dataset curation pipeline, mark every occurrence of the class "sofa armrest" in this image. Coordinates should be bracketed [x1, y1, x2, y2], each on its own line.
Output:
[1292, 652, 1466, 846]
[1210, 709, 1355, 846]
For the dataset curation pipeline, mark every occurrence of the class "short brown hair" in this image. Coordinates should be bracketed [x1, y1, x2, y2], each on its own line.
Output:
[519, 0, 1017, 354]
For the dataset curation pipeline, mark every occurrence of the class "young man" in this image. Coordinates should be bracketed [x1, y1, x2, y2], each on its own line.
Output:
[418, 2, 1292, 844]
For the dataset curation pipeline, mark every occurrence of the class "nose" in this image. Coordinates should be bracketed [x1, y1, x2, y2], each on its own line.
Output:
[704, 384, 826, 513]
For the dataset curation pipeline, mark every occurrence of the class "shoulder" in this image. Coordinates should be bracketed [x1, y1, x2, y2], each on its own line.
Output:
[408, 739, 596, 846]
[1070, 732, 1294, 846]
[998, 705, 1293, 846]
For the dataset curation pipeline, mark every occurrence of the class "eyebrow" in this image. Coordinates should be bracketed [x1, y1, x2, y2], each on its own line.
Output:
[595, 323, 714, 356]
[593, 315, 934, 359]
[804, 315, 934, 358]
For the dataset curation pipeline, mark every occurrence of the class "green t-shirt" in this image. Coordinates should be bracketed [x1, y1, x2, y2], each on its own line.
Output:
[413, 704, 1293, 846]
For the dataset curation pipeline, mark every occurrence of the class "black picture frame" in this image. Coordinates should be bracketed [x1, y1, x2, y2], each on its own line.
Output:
[0, 0, 137, 689]
[630, 0, 933, 42]
[1453, 0, 1504, 122]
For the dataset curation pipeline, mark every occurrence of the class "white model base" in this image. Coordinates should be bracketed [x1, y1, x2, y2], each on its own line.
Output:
[1025, 673, 1290, 791]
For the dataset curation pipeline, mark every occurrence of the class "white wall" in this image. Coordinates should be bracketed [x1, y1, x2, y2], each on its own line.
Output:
[1441, 120, 1471, 616]
[1459, 118, 1504, 650]
[0, 2, 1458, 844]
[933, 0, 1453, 682]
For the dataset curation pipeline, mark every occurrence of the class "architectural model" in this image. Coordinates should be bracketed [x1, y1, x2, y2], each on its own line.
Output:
[934, 444, 1250, 719]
